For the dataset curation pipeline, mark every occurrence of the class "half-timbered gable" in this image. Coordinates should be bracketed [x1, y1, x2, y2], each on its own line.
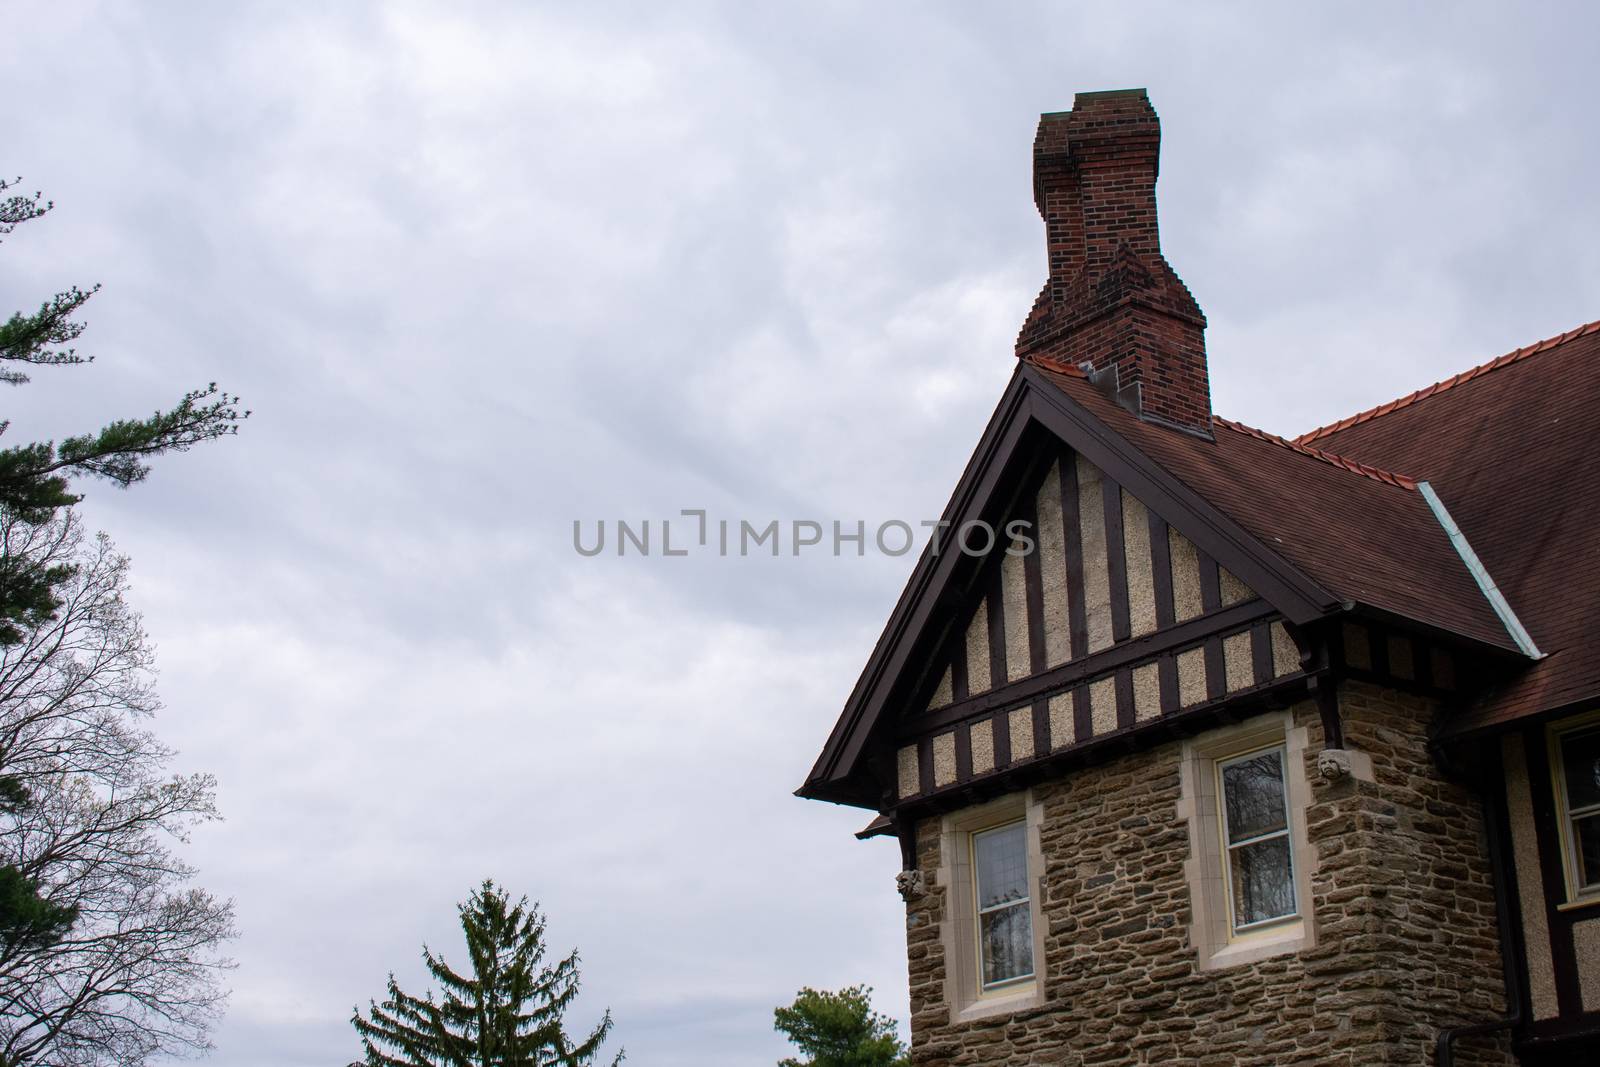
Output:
[891, 443, 1303, 807]
[799, 86, 1599, 1065]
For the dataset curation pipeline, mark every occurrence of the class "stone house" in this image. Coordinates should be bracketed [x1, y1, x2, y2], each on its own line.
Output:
[797, 88, 1600, 1064]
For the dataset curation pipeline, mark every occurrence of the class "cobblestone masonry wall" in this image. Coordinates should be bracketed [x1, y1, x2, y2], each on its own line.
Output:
[903, 683, 1511, 1065]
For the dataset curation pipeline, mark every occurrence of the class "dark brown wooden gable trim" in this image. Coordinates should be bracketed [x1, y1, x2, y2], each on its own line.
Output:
[949, 627, 970, 703]
[1158, 652, 1179, 714]
[902, 616, 958, 716]
[1198, 550, 1222, 613]
[1351, 602, 1524, 660]
[1203, 634, 1226, 702]
[954, 721, 974, 783]
[894, 671, 1312, 815]
[919, 451, 1058, 722]
[986, 560, 1008, 691]
[1250, 621, 1274, 686]
[894, 817, 917, 871]
[1150, 509, 1176, 630]
[992, 703, 1012, 769]
[1072, 684, 1091, 744]
[1019, 366, 1336, 624]
[1104, 475, 1132, 643]
[803, 374, 1035, 793]
[1021, 487, 1048, 675]
[1368, 621, 1392, 676]
[1114, 668, 1135, 730]
[1031, 697, 1051, 756]
[900, 598, 1276, 739]
[1059, 447, 1090, 661]
[1337, 617, 1484, 703]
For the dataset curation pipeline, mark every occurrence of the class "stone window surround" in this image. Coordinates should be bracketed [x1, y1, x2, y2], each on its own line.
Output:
[936, 790, 1048, 1024]
[1178, 710, 1326, 971]
[1547, 710, 1600, 909]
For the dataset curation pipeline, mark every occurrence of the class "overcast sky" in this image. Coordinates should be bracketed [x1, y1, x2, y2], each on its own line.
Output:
[2, 2, 1597, 1064]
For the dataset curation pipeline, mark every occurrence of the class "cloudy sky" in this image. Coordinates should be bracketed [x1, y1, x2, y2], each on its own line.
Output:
[2, 2, 1597, 1064]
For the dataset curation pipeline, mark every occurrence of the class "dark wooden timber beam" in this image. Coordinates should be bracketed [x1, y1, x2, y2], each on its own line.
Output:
[1294, 621, 1344, 750]
[890, 671, 1313, 817]
[900, 597, 1276, 740]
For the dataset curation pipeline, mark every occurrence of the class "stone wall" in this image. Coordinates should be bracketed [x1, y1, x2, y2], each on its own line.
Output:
[902, 682, 1511, 1065]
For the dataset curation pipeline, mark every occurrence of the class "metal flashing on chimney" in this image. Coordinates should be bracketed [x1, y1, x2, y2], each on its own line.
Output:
[1080, 359, 1216, 440]
[1080, 360, 1140, 414]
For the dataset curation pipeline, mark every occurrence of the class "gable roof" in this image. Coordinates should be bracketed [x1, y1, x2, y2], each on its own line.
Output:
[1292, 319, 1600, 735]
[1030, 365, 1521, 653]
[799, 360, 1525, 807]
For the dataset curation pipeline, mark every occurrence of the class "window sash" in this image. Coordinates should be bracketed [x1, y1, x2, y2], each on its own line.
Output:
[971, 821, 1034, 990]
[1217, 745, 1298, 934]
[1570, 813, 1600, 891]
[1552, 723, 1600, 901]
[979, 898, 1031, 918]
[978, 901, 1035, 988]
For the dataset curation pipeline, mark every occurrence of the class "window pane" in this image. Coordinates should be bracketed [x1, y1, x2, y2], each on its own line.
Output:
[974, 823, 1028, 909]
[1229, 835, 1296, 928]
[1222, 749, 1288, 843]
[1562, 727, 1600, 812]
[1575, 812, 1600, 890]
[980, 902, 1034, 986]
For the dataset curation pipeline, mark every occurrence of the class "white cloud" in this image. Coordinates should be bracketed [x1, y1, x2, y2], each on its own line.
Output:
[1, 1, 1596, 1063]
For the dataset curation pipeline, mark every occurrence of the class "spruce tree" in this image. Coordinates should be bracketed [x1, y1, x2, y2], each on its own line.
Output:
[352, 880, 621, 1067]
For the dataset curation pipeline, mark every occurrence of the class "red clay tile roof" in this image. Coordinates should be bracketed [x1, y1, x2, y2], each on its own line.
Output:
[1295, 319, 1600, 446]
[1213, 417, 1417, 490]
[1302, 319, 1600, 735]
[1030, 364, 1520, 654]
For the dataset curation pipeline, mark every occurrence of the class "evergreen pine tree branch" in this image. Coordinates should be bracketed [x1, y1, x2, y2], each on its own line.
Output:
[0, 174, 248, 653]
[0, 177, 51, 238]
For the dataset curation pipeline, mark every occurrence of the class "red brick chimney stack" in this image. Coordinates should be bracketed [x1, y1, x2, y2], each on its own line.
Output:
[1017, 89, 1212, 436]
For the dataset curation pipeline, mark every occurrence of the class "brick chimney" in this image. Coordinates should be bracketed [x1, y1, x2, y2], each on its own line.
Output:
[1016, 89, 1212, 436]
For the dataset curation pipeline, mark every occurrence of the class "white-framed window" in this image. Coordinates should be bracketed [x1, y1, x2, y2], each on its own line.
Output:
[935, 792, 1046, 1022]
[1217, 745, 1299, 933]
[972, 821, 1035, 990]
[1180, 711, 1327, 971]
[1550, 718, 1600, 904]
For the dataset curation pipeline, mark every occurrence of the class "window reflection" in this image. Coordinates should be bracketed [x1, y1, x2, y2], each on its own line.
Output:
[973, 822, 1034, 987]
[1219, 746, 1297, 931]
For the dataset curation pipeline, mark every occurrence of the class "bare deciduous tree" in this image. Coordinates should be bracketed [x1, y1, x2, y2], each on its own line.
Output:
[0, 510, 235, 1066]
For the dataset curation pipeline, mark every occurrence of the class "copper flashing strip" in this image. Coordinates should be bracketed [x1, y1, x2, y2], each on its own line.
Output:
[1417, 480, 1542, 660]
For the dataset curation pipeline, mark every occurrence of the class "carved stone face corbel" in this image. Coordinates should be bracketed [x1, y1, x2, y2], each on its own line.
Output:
[1317, 748, 1353, 782]
[896, 869, 927, 902]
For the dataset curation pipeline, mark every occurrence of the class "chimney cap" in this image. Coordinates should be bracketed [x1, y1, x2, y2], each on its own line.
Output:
[1039, 87, 1149, 119]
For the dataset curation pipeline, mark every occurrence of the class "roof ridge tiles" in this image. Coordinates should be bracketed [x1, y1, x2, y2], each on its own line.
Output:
[1021, 353, 1089, 378]
[1214, 416, 1418, 489]
[1293, 317, 1600, 445]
